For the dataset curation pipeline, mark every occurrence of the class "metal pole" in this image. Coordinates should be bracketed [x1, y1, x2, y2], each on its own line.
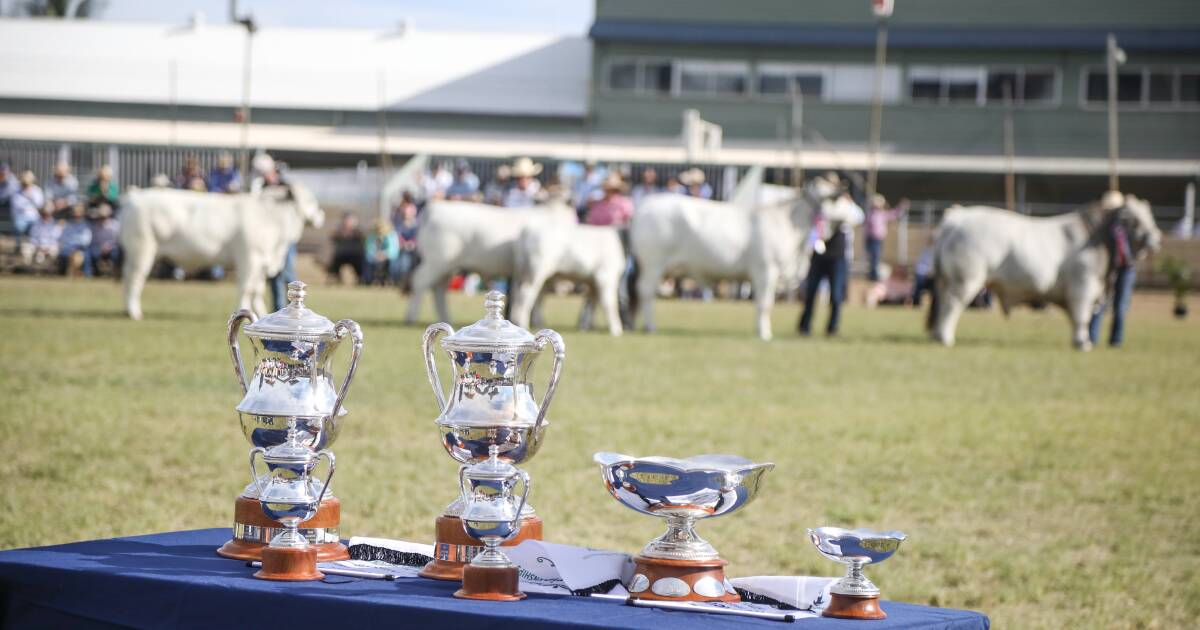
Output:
[866, 17, 888, 203]
[1106, 33, 1120, 192]
[790, 80, 804, 188]
[168, 58, 178, 147]
[1003, 81, 1016, 211]
[377, 68, 392, 220]
[238, 19, 256, 191]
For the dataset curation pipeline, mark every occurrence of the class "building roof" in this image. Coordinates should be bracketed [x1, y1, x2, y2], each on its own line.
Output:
[0, 18, 590, 117]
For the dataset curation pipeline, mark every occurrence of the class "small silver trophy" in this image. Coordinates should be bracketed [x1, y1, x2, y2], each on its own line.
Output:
[454, 446, 531, 601]
[594, 452, 773, 602]
[808, 527, 907, 619]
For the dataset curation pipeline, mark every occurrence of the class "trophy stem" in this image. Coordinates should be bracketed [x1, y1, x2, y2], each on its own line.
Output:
[644, 515, 718, 561]
[833, 559, 879, 596]
[272, 520, 308, 549]
[472, 540, 514, 568]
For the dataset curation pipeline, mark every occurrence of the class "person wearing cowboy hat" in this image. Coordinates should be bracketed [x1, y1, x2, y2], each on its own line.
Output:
[677, 167, 712, 200]
[585, 173, 633, 228]
[503, 157, 543, 208]
[865, 193, 909, 282]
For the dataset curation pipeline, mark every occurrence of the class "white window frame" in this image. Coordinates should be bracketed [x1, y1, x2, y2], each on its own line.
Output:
[601, 56, 676, 98]
[984, 65, 1061, 108]
[753, 63, 832, 102]
[1073, 65, 1200, 111]
[906, 65, 987, 106]
[675, 60, 752, 99]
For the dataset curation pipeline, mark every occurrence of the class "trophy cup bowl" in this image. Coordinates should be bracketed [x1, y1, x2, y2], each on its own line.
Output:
[594, 452, 774, 602]
[808, 527, 907, 620]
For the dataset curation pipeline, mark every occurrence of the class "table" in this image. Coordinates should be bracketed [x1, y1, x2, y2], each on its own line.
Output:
[0, 529, 989, 629]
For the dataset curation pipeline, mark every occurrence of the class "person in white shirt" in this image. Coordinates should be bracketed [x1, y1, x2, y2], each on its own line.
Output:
[503, 157, 543, 208]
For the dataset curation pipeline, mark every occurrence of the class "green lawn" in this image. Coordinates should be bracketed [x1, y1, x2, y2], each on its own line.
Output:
[1, 275, 1196, 628]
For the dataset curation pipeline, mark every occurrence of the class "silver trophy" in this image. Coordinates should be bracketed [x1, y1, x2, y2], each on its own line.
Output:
[594, 452, 773, 602]
[808, 527, 907, 619]
[220, 280, 362, 561]
[249, 421, 335, 581]
[454, 445, 531, 601]
[419, 291, 564, 580]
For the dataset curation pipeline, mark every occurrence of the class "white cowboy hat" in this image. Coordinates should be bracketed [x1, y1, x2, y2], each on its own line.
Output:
[1100, 190, 1124, 210]
[601, 172, 627, 192]
[252, 152, 276, 175]
[510, 157, 543, 178]
[678, 167, 706, 186]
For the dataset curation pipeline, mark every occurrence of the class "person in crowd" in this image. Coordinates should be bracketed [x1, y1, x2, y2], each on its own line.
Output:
[664, 174, 686, 195]
[911, 243, 935, 308]
[586, 173, 634, 228]
[87, 204, 120, 276]
[483, 164, 511, 206]
[445, 160, 481, 201]
[865, 193, 909, 282]
[57, 203, 92, 275]
[391, 191, 419, 233]
[175, 156, 207, 192]
[678, 168, 712, 199]
[10, 170, 44, 246]
[21, 205, 61, 266]
[503, 157, 542, 208]
[250, 153, 296, 309]
[573, 161, 603, 220]
[363, 219, 400, 286]
[87, 165, 120, 214]
[327, 212, 365, 284]
[46, 161, 79, 216]
[394, 200, 420, 291]
[207, 152, 242, 193]
[1090, 195, 1137, 348]
[798, 193, 864, 337]
[250, 153, 285, 192]
[422, 162, 453, 202]
[0, 163, 17, 220]
[630, 167, 660, 207]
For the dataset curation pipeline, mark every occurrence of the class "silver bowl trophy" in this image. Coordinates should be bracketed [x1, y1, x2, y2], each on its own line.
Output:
[219, 280, 363, 562]
[419, 291, 564, 581]
[809, 527, 907, 619]
[453, 445, 532, 601]
[249, 422, 335, 581]
[594, 452, 774, 603]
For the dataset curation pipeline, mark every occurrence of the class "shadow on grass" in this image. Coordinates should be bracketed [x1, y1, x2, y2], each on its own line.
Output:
[0, 307, 204, 322]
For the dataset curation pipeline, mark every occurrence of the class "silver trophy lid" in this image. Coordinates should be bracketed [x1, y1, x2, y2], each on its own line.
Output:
[244, 281, 336, 340]
[463, 445, 521, 481]
[263, 424, 319, 465]
[441, 291, 538, 353]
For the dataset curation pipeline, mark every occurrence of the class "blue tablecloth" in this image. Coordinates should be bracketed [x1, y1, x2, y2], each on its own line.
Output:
[0, 529, 989, 629]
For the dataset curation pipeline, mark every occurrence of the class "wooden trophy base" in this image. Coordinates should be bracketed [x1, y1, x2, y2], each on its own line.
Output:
[629, 556, 739, 603]
[453, 564, 526, 601]
[823, 593, 886, 620]
[217, 495, 349, 562]
[419, 514, 543, 581]
[254, 546, 324, 581]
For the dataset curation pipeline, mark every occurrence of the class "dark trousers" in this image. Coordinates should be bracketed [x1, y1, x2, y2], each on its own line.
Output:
[270, 244, 297, 311]
[866, 237, 883, 282]
[1090, 266, 1136, 347]
[799, 255, 848, 335]
[912, 274, 934, 307]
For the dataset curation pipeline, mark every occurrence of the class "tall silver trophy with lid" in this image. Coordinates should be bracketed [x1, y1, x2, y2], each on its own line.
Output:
[218, 281, 363, 562]
[419, 291, 564, 580]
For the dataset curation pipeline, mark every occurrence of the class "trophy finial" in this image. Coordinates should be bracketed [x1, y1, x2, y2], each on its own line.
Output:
[287, 281, 307, 306]
[484, 291, 505, 319]
[487, 444, 500, 461]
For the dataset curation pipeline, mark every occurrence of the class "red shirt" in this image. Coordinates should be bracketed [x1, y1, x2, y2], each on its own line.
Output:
[586, 194, 634, 227]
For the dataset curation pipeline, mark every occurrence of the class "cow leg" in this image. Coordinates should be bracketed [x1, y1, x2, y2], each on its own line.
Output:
[121, 239, 157, 320]
[1067, 279, 1101, 351]
[752, 266, 780, 341]
[576, 288, 595, 331]
[593, 274, 622, 337]
[251, 281, 268, 317]
[511, 268, 549, 330]
[405, 262, 441, 324]
[432, 282, 451, 323]
[636, 263, 662, 333]
[233, 264, 262, 316]
[932, 277, 978, 347]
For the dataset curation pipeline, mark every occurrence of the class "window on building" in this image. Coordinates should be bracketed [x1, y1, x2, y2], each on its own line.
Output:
[606, 58, 674, 95]
[909, 66, 984, 105]
[985, 68, 1056, 105]
[1182, 72, 1200, 103]
[1083, 67, 1199, 108]
[756, 64, 826, 100]
[1085, 70, 1143, 103]
[641, 61, 673, 94]
[676, 61, 750, 97]
[1148, 71, 1175, 103]
[608, 62, 636, 91]
[1022, 70, 1056, 103]
[986, 71, 1019, 102]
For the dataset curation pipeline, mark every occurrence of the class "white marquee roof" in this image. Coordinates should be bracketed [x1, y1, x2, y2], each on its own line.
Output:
[0, 18, 590, 117]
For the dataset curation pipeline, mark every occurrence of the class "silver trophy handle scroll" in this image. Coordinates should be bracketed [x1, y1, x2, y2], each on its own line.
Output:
[532, 329, 565, 442]
[422, 322, 456, 413]
[227, 309, 257, 394]
[314, 450, 336, 507]
[331, 319, 364, 420]
[249, 447, 267, 498]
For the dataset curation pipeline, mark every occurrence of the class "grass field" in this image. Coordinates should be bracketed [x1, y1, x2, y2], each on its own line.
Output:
[1, 275, 1197, 628]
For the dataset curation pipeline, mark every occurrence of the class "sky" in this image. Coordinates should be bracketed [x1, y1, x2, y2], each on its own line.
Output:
[99, 0, 594, 34]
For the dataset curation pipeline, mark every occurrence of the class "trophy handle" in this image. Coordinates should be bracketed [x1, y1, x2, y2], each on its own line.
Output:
[457, 464, 470, 504]
[511, 470, 532, 537]
[422, 323, 455, 412]
[315, 450, 336, 506]
[532, 329, 565, 438]
[248, 447, 267, 498]
[227, 310, 257, 394]
[331, 319, 364, 420]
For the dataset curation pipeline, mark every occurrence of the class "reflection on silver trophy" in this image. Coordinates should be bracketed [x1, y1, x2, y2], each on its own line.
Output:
[594, 452, 773, 602]
[809, 526, 907, 619]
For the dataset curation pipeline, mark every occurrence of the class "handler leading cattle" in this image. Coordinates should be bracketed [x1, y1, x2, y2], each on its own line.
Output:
[929, 191, 1161, 349]
[118, 182, 325, 320]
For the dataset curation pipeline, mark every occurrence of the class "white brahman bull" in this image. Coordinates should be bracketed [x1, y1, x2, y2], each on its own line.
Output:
[119, 184, 324, 320]
[929, 192, 1161, 349]
[511, 215, 625, 336]
[630, 178, 838, 340]
[403, 200, 575, 324]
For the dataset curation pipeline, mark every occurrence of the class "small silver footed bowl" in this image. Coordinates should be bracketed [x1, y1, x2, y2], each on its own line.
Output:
[808, 527, 907, 597]
[595, 452, 773, 561]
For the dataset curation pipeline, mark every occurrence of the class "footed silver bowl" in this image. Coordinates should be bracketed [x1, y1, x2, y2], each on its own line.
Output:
[808, 527, 907, 597]
[594, 452, 773, 561]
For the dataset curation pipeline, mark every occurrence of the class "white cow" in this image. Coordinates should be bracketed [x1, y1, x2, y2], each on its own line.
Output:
[511, 216, 625, 336]
[403, 200, 575, 324]
[119, 184, 324, 320]
[929, 193, 1161, 349]
[630, 179, 838, 340]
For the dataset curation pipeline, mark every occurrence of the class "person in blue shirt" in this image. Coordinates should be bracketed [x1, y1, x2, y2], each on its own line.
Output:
[363, 219, 401, 286]
[445, 159, 480, 201]
[57, 204, 92, 275]
[206, 152, 242, 193]
[678, 168, 713, 200]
